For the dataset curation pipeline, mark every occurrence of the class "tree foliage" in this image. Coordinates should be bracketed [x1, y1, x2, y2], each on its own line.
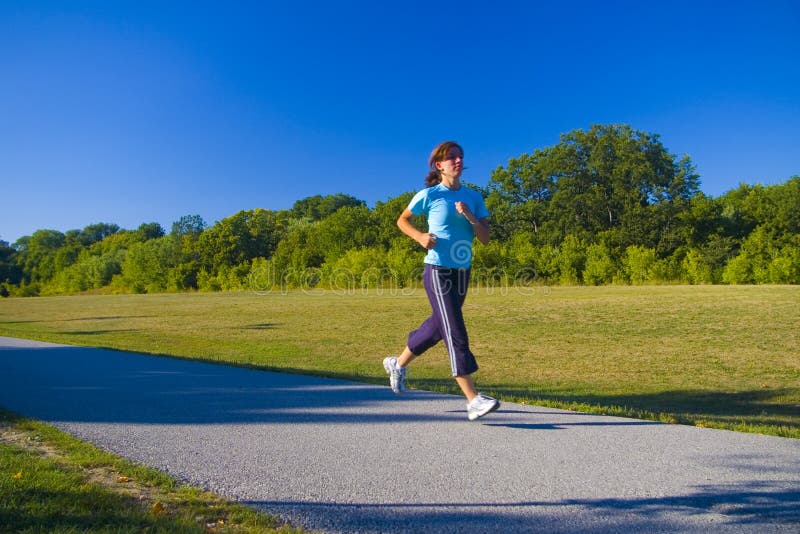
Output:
[486, 124, 700, 255]
[291, 193, 365, 221]
[3, 127, 798, 296]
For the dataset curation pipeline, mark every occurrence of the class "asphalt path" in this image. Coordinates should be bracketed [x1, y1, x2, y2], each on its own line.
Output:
[1, 336, 798, 533]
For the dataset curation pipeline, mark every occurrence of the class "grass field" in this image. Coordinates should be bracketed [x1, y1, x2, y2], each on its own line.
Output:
[0, 409, 303, 533]
[0, 285, 798, 438]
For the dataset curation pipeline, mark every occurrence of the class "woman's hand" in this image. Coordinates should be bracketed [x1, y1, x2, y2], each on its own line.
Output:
[417, 233, 438, 250]
[398, 208, 438, 250]
[456, 202, 490, 245]
[454, 202, 477, 224]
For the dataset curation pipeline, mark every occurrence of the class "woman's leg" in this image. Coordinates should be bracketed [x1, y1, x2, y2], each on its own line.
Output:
[396, 267, 478, 391]
[431, 267, 478, 378]
[454, 374, 478, 402]
[403, 265, 444, 363]
[397, 345, 417, 367]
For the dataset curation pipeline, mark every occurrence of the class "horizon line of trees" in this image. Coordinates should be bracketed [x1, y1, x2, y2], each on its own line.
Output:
[2, 124, 798, 297]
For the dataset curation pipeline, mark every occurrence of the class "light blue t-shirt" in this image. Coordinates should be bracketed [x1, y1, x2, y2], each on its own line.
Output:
[407, 183, 490, 269]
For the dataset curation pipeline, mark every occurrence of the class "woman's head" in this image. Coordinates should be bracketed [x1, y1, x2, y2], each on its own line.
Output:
[425, 141, 464, 187]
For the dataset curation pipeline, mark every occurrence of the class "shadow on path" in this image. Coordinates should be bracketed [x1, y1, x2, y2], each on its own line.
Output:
[0, 343, 688, 430]
[2, 339, 799, 534]
[247, 481, 800, 533]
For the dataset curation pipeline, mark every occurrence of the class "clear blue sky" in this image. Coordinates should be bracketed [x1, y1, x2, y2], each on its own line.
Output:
[2, 0, 798, 244]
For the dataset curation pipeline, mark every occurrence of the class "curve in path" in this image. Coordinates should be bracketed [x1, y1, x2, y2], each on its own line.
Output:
[1, 336, 798, 533]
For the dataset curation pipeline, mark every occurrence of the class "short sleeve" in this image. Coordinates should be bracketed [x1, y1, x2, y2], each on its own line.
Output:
[473, 191, 490, 219]
[407, 189, 428, 216]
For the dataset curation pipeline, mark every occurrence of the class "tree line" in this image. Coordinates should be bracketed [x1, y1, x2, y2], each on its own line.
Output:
[2, 124, 798, 297]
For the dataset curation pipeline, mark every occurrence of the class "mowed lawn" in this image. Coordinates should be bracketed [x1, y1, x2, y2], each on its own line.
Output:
[0, 285, 798, 438]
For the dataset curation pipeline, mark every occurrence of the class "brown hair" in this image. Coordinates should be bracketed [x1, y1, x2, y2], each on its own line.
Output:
[425, 141, 464, 187]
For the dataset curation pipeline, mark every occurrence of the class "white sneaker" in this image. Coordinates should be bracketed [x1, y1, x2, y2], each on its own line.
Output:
[383, 356, 406, 394]
[467, 394, 500, 421]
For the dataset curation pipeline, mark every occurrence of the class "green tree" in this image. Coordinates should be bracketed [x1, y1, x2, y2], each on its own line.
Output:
[270, 218, 325, 284]
[385, 237, 423, 288]
[79, 223, 120, 246]
[135, 222, 166, 242]
[716, 184, 759, 241]
[548, 125, 699, 254]
[291, 193, 366, 221]
[197, 209, 285, 274]
[488, 125, 701, 255]
[768, 176, 800, 235]
[171, 215, 206, 237]
[0, 240, 22, 287]
[43, 249, 126, 294]
[472, 240, 512, 287]
[622, 245, 658, 285]
[767, 240, 800, 284]
[583, 242, 616, 285]
[531, 244, 560, 282]
[722, 254, 752, 284]
[682, 248, 714, 285]
[716, 179, 800, 241]
[330, 247, 389, 290]
[372, 192, 417, 247]
[117, 238, 174, 293]
[733, 224, 800, 285]
[558, 234, 586, 285]
[14, 229, 66, 285]
[312, 205, 377, 263]
[168, 215, 207, 290]
[486, 151, 555, 242]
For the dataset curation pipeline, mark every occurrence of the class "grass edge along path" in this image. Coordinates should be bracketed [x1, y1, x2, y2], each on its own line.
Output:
[0, 408, 307, 533]
[0, 286, 798, 439]
[402, 381, 800, 439]
[2, 335, 798, 440]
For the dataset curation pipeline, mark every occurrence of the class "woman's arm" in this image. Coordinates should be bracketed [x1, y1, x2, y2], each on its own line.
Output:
[397, 208, 438, 249]
[455, 202, 490, 245]
[471, 217, 490, 245]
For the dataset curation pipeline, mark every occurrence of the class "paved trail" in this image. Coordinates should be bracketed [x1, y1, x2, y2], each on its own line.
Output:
[1, 336, 798, 533]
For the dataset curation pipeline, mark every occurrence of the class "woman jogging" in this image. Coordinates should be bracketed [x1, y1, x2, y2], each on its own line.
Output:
[383, 141, 500, 421]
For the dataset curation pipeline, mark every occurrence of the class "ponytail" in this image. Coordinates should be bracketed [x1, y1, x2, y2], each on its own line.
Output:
[425, 169, 442, 187]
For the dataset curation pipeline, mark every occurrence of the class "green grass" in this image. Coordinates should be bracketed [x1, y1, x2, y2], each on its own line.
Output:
[1, 285, 798, 438]
[0, 409, 304, 533]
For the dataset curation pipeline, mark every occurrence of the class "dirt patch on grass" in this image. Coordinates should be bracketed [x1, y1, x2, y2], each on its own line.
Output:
[0, 421, 277, 532]
[0, 422, 167, 513]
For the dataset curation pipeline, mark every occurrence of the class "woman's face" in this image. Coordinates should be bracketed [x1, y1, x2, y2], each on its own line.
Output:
[435, 146, 464, 179]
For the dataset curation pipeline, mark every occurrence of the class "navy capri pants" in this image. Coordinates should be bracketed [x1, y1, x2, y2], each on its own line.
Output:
[407, 264, 479, 376]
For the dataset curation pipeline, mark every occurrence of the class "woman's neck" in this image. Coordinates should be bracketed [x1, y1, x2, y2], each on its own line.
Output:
[440, 175, 461, 190]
